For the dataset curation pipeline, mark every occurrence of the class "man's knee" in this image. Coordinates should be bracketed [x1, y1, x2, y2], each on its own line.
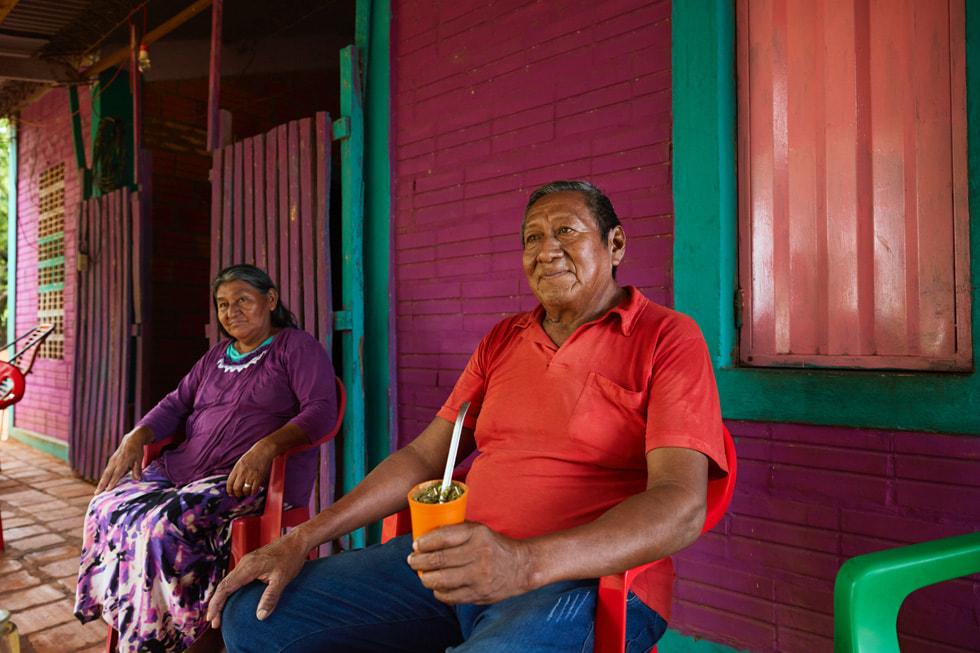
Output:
[219, 581, 263, 649]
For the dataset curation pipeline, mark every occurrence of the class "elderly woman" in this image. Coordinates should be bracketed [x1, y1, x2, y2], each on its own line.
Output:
[74, 264, 337, 653]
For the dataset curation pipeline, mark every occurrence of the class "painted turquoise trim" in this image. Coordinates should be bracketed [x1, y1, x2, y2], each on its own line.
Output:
[362, 0, 392, 545]
[657, 629, 747, 653]
[67, 86, 91, 200]
[339, 44, 368, 550]
[673, 0, 980, 435]
[38, 256, 65, 268]
[6, 122, 16, 434]
[9, 427, 68, 462]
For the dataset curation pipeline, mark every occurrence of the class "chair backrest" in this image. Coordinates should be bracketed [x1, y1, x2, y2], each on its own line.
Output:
[703, 426, 737, 535]
[2, 324, 55, 376]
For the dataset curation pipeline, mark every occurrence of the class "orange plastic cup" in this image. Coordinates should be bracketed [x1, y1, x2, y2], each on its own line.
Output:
[407, 479, 468, 540]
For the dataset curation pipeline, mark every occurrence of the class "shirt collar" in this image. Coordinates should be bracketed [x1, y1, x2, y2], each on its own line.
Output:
[513, 286, 645, 336]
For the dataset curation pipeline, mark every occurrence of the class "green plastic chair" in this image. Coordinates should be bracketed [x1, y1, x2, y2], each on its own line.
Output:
[833, 531, 980, 652]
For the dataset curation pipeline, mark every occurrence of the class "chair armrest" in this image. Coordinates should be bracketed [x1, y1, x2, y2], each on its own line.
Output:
[259, 376, 347, 545]
[833, 531, 980, 652]
[142, 433, 183, 468]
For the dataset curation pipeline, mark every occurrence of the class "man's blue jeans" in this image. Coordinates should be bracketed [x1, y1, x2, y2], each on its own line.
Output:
[221, 535, 667, 652]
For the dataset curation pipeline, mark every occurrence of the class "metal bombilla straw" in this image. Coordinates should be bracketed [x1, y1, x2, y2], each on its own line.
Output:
[439, 401, 470, 503]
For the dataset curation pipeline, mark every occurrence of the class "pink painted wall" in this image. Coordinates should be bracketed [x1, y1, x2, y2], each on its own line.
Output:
[392, 0, 675, 442]
[389, 1, 980, 651]
[14, 88, 91, 444]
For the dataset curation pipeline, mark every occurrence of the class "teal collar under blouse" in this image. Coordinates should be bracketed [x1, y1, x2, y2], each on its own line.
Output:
[226, 335, 275, 362]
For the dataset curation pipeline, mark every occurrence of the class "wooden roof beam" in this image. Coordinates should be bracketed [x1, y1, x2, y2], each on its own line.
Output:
[84, 0, 213, 79]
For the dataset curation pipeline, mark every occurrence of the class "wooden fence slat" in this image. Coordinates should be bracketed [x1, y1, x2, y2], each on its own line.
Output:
[266, 129, 279, 284]
[92, 195, 109, 471]
[253, 134, 267, 272]
[277, 124, 290, 305]
[314, 111, 333, 549]
[244, 138, 255, 265]
[209, 148, 223, 344]
[222, 144, 235, 271]
[232, 140, 244, 264]
[120, 189, 132, 444]
[287, 121, 301, 320]
[315, 112, 332, 351]
[299, 118, 315, 336]
[131, 190, 146, 419]
[106, 192, 122, 458]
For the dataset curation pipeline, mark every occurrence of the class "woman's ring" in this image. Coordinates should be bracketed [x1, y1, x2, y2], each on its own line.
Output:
[243, 483, 252, 488]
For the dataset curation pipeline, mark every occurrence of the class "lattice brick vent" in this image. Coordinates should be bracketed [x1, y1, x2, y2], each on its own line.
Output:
[37, 163, 65, 360]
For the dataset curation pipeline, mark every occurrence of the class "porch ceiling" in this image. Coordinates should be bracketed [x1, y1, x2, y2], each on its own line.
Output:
[0, 0, 350, 116]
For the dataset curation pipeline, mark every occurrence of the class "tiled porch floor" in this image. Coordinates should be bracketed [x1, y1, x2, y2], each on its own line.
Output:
[0, 436, 107, 653]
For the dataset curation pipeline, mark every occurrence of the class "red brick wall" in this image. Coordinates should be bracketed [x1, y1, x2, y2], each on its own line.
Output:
[14, 87, 91, 442]
[392, 0, 675, 443]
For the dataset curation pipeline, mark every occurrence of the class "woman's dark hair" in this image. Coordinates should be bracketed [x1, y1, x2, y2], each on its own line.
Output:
[211, 264, 298, 338]
[521, 180, 621, 246]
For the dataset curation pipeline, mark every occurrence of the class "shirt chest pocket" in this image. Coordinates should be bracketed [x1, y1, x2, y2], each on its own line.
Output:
[566, 372, 648, 465]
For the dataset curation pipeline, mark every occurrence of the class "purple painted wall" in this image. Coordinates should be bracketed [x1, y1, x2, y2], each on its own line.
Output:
[392, 0, 675, 442]
[390, 1, 980, 651]
[14, 88, 90, 443]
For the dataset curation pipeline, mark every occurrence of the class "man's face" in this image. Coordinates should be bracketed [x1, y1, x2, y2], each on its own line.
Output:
[522, 191, 625, 313]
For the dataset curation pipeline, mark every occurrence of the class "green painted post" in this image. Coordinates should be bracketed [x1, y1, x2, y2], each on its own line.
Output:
[67, 88, 91, 201]
[362, 0, 392, 545]
[338, 44, 367, 549]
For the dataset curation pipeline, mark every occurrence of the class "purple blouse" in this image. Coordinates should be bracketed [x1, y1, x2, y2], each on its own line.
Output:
[137, 327, 337, 507]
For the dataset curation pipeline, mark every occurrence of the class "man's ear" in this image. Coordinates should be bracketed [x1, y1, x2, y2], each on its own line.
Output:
[609, 225, 626, 266]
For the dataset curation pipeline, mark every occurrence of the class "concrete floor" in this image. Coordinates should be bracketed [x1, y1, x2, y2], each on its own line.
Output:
[0, 436, 107, 653]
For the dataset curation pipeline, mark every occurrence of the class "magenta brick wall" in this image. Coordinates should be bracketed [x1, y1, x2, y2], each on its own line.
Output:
[392, 0, 675, 442]
[390, 2, 980, 651]
[672, 421, 980, 652]
[14, 88, 91, 443]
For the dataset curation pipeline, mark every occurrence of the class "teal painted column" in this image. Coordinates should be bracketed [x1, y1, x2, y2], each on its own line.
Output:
[362, 0, 393, 544]
[338, 44, 368, 549]
[672, 0, 737, 369]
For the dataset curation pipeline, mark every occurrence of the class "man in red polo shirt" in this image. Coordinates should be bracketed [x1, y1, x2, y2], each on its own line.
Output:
[212, 180, 729, 652]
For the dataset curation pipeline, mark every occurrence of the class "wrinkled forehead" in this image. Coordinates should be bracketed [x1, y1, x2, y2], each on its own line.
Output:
[521, 190, 597, 235]
[214, 279, 261, 299]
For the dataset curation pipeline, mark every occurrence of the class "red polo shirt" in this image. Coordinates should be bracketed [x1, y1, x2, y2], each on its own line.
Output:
[437, 286, 728, 622]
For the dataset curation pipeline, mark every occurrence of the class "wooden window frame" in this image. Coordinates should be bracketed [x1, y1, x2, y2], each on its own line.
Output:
[672, 0, 980, 435]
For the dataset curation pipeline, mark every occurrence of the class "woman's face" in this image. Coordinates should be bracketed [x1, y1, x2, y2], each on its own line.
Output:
[215, 279, 278, 347]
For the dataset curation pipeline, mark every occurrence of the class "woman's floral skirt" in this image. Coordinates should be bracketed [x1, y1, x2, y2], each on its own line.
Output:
[74, 466, 264, 652]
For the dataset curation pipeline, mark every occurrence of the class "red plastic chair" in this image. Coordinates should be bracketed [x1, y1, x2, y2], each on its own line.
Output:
[0, 323, 54, 410]
[0, 324, 55, 551]
[380, 427, 737, 653]
[105, 376, 346, 652]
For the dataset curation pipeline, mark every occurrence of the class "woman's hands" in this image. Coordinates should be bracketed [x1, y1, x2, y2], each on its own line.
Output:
[95, 426, 154, 494]
[227, 439, 277, 498]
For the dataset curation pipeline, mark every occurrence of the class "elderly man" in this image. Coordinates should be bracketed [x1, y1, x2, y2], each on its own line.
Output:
[209, 180, 729, 652]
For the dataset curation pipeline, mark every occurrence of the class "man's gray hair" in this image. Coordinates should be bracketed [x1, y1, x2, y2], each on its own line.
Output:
[522, 180, 622, 246]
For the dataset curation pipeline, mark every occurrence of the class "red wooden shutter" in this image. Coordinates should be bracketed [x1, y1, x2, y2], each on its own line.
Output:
[736, 0, 971, 371]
